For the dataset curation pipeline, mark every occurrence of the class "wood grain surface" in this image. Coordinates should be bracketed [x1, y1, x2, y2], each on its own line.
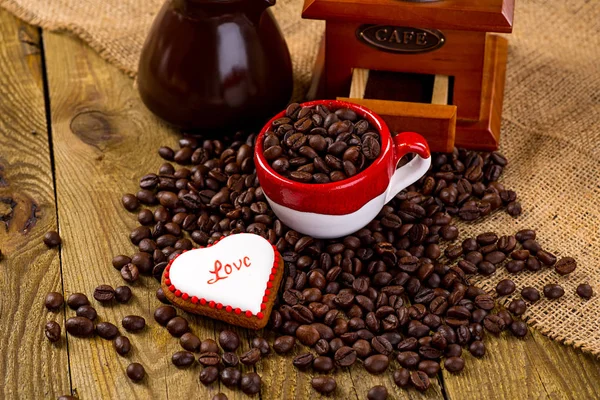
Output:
[0, 10, 70, 400]
[1, 12, 600, 400]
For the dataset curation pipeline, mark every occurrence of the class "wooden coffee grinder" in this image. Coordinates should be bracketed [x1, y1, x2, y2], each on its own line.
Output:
[302, 0, 515, 151]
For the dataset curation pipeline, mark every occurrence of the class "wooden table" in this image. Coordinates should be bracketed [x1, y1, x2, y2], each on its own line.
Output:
[1, 10, 599, 400]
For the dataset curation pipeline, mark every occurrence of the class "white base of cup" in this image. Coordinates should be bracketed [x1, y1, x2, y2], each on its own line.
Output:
[264, 192, 386, 239]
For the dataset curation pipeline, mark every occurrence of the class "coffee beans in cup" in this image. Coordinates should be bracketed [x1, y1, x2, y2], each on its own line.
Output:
[263, 103, 382, 183]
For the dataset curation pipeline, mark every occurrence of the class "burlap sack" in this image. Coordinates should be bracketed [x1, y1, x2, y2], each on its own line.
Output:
[1, 0, 599, 356]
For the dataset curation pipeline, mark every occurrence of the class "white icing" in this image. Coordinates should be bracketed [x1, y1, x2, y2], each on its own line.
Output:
[168, 233, 275, 314]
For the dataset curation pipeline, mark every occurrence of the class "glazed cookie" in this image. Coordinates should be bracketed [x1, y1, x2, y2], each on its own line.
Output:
[162, 233, 284, 329]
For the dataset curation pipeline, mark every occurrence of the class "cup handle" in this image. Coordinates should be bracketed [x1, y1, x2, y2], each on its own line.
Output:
[383, 132, 432, 204]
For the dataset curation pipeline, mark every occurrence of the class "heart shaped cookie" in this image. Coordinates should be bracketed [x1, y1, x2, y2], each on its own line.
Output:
[162, 233, 284, 329]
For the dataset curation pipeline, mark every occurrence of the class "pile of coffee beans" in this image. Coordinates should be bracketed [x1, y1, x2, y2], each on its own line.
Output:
[45, 129, 593, 399]
[262, 104, 382, 183]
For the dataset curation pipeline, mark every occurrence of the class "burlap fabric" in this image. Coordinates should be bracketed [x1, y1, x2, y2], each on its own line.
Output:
[1, 0, 599, 356]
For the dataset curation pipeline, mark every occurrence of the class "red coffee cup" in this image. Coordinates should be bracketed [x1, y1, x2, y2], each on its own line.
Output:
[255, 100, 431, 239]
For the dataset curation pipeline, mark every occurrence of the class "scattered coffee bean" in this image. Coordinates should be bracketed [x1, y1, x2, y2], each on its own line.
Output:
[222, 352, 240, 367]
[521, 287, 540, 303]
[45, 321, 61, 342]
[220, 367, 242, 387]
[240, 372, 262, 395]
[576, 283, 593, 299]
[43, 231, 62, 247]
[312, 375, 337, 394]
[240, 348, 261, 365]
[166, 316, 189, 337]
[122, 315, 146, 332]
[418, 360, 441, 377]
[93, 285, 115, 303]
[364, 354, 389, 374]
[410, 370, 430, 391]
[114, 286, 132, 303]
[200, 339, 219, 354]
[65, 317, 94, 337]
[543, 284, 565, 299]
[510, 320, 528, 337]
[313, 356, 335, 373]
[66, 293, 89, 310]
[180, 332, 201, 352]
[334, 346, 357, 367]
[172, 351, 195, 368]
[496, 279, 516, 296]
[198, 352, 221, 366]
[393, 368, 411, 388]
[444, 356, 465, 373]
[469, 340, 486, 358]
[114, 335, 131, 355]
[367, 385, 388, 400]
[199, 366, 219, 385]
[293, 353, 314, 369]
[96, 322, 119, 340]
[45, 292, 64, 311]
[57, 396, 78, 400]
[154, 305, 177, 326]
[508, 299, 527, 316]
[273, 335, 295, 354]
[126, 362, 145, 382]
[120, 263, 139, 283]
[212, 394, 227, 400]
[122, 194, 139, 212]
[219, 330, 240, 351]
[251, 337, 271, 356]
[555, 257, 577, 276]
[75, 305, 97, 320]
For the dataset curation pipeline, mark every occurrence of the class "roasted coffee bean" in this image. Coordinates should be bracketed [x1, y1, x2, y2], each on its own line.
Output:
[122, 315, 145, 332]
[120, 264, 139, 283]
[166, 316, 189, 337]
[219, 367, 242, 388]
[543, 284, 565, 299]
[172, 351, 195, 368]
[445, 343, 462, 358]
[76, 305, 98, 321]
[45, 321, 61, 342]
[113, 286, 132, 304]
[468, 340, 486, 358]
[198, 352, 221, 366]
[114, 335, 131, 356]
[122, 194, 139, 212]
[219, 330, 240, 351]
[555, 257, 577, 275]
[334, 346, 357, 367]
[112, 255, 131, 270]
[220, 352, 238, 367]
[239, 348, 261, 366]
[43, 231, 62, 247]
[240, 372, 262, 395]
[508, 299, 527, 315]
[576, 283, 593, 299]
[273, 335, 296, 354]
[497, 235, 517, 253]
[496, 279, 516, 296]
[410, 370, 430, 391]
[536, 250, 557, 266]
[126, 363, 145, 382]
[476, 232, 498, 245]
[510, 321, 528, 337]
[522, 239, 541, 254]
[474, 294, 495, 310]
[397, 351, 420, 369]
[506, 260, 525, 274]
[313, 356, 335, 373]
[367, 385, 388, 400]
[418, 360, 441, 377]
[95, 322, 118, 340]
[526, 257, 541, 272]
[444, 356, 465, 373]
[66, 293, 89, 310]
[515, 229, 536, 242]
[483, 314, 505, 334]
[93, 285, 115, 303]
[393, 368, 411, 388]
[66, 317, 94, 337]
[154, 305, 177, 326]
[180, 332, 201, 352]
[521, 287, 540, 303]
[199, 366, 219, 385]
[45, 292, 64, 311]
[312, 376, 337, 394]
[292, 352, 314, 369]
[364, 354, 389, 374]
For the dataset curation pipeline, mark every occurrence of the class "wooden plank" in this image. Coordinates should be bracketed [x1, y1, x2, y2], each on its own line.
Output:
[42, 31, 212, 399]
[0, 10, 71, 400]
[349, 68, 369, 99]
[443, 328, 600, 400]
[431, 75, 450, 106]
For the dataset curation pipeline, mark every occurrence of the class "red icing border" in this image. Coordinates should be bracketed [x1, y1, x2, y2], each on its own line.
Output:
[164, 236, 281, 320]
